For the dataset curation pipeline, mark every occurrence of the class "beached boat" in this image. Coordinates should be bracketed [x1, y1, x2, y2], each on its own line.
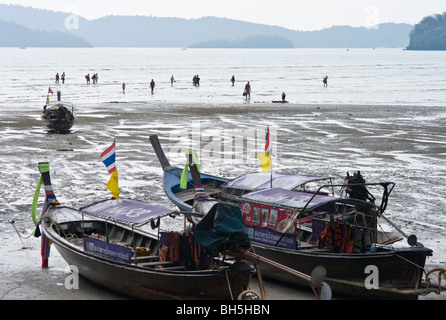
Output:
[149, 134, 442, 300]
[150, 135, 228, 212]
[33, 162, 254, 300]
[41, 101, 76, 133]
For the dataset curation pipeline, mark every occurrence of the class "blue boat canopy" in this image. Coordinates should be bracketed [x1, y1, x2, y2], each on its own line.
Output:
[224, 172, 330, 191]
[80, 198, 177, 226]
[241, 188, 341, 210]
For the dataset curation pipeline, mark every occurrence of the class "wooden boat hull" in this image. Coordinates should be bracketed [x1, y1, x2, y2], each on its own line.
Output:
[163, 167, 228, 211]
[42, 118, 75, 132]
[41, 101, 76, 133]
[41, 207, 251, 300]
[252, 242, 432, 300]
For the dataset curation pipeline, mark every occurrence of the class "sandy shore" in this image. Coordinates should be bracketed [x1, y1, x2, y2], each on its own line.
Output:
[1, 101, 445, 301]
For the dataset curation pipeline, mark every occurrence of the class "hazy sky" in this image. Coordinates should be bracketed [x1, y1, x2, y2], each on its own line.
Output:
[1, 0, 446, 30]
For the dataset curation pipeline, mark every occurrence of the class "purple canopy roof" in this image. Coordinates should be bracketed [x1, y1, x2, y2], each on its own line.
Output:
[224, 172, 330, 191]
[80, 198, 177, 225]
[241, 188, 341, 209]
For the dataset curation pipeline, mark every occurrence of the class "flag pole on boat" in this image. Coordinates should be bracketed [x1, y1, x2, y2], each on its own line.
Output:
[256, 126, 273, 187]
[32, 162, 60, 268]
[101, 139, 120, 199]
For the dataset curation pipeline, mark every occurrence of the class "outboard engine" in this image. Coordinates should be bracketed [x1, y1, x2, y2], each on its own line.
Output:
[345, 171, 376, 203]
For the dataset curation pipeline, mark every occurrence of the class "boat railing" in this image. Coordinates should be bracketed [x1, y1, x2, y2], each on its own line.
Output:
[275, 181, 396, 248]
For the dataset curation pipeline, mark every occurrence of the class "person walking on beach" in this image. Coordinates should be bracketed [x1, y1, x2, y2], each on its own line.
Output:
[122, 82, 126, 94]
[170, 75, 175, 86]
[85, 74, 90, 84]
[55, 73, 59, 84]
[92, 73, 99, 84]
[231, 75, 235, 86]
[282, 92, 287, 102]
[244, 82, 251, 100]
[150, 79, 155, 94]
[61, 72, 65, 84]
[323, 76, 328, 87]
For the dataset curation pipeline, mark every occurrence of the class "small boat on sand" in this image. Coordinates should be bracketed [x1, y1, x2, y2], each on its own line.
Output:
[41, 100, 76, 133]
[33, 162, 253, 300]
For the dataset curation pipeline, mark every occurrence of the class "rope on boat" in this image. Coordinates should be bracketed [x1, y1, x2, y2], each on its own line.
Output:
[392, 249, 446, 295]
[9, 220, 35, 240]
[9, 212, 62, 241]
[425, 268, 446, 295]
[222, 267, 234, 300]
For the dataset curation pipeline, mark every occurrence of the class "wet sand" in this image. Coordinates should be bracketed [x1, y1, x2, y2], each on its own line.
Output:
[1, 101, 445, 301]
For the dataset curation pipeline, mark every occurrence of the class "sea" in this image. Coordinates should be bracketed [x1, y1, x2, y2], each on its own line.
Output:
[0, 47, 445, 107]
[0, 47, 445, 300]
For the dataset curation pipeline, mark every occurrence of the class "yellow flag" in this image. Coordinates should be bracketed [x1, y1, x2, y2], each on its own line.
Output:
[106, 170, 120, 199]
[46, 94, 50, 104]
[256, 152, 271, 173]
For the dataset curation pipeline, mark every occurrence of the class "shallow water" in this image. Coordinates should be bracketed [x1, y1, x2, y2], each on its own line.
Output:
[1, 47, 446, 108]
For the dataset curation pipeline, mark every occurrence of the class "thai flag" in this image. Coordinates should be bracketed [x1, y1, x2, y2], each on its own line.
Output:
[264, 126, 272, 154]
[101, 141, 117, 173]
[48, 87, 53, 94]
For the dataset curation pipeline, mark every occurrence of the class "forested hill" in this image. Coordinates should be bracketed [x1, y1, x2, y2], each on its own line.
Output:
[407, 12, 446, 50]
[0, 20, 91, 47]
[0, 4, 413, 48]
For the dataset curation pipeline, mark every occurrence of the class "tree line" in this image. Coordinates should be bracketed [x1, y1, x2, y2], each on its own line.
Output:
[407, 12, 446, 50]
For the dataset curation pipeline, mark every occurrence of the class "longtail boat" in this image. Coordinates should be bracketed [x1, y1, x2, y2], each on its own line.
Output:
[33, 162, 252, 300]
[149, 134, 444, 300]
[41, 101, 76, 133]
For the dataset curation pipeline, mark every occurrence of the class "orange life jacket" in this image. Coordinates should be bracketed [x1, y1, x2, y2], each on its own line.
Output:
[318, 218, 354, 253]
[169, 232, 182, 262]
[342, 223, 354, 253]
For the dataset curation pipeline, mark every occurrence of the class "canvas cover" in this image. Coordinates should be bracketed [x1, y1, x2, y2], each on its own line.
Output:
[193, 202, 251, 256]
[224, 172, 329, 191]
[80, 198, 177, 226]
[241, 188, 340, 209]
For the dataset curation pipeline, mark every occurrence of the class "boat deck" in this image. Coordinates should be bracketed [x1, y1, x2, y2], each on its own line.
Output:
[57, 217, 191, 271]
[66, 235, 188, 270]
[175, 184, 222, 203]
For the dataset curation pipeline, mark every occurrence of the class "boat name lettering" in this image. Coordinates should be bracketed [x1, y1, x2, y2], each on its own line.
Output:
[84, 237, 132, 263]
[246, 226, 296, 249]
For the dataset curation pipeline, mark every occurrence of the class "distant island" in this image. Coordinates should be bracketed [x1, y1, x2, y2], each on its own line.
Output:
[0, 4, 414, 48]
[407, 12, 446, 50]
[0, 19, 91, 47]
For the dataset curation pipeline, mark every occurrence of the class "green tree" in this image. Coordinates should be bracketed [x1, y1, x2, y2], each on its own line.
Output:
[407, 12, 446, 50]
